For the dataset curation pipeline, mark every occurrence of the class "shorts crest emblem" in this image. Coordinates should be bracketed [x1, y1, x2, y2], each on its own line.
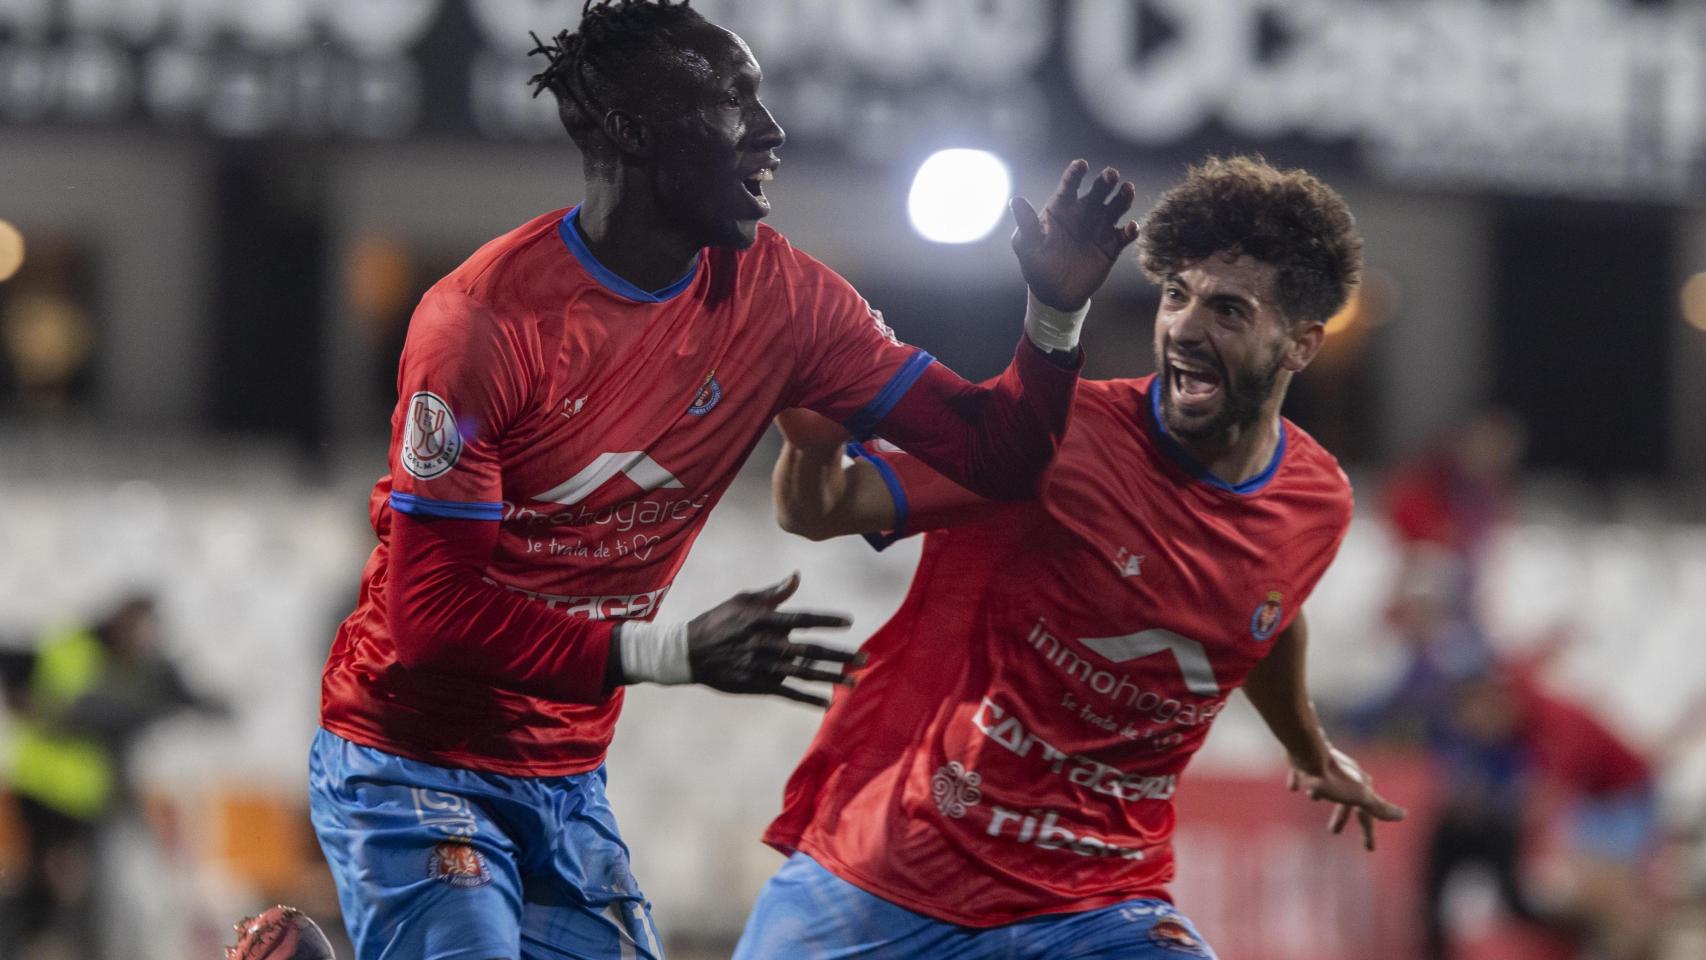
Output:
[427, 840, 492, 888]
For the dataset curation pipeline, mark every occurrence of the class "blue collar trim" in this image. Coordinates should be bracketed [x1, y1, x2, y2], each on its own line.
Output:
[1147, 377, 1286, 495]
[558, 206, 700, 303]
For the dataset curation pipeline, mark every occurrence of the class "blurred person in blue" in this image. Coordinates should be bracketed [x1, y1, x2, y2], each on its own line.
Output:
[0, 593, 228, 960]
[1496, 661, 1661, 960]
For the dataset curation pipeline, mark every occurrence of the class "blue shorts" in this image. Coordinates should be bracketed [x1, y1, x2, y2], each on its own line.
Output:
[733, 853, 1217, 959]
[308, 729, 662, 960]
[1571, 786, 1659, 862]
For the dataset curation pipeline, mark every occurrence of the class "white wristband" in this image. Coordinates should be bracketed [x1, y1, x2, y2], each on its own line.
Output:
[616, 620, 692, 685]
[1023, 288, 1091, 354]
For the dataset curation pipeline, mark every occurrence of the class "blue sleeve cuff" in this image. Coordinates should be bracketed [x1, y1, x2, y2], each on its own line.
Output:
[843, 350, 936, 441]
[389, 492, 505, 522]
[845, 441, 910, 552]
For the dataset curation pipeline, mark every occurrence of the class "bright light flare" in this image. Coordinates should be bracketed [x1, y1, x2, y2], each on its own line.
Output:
[1683, 272, 1706, 332]
[907, 149, 1012, 245]
[0, 220, 23, 283]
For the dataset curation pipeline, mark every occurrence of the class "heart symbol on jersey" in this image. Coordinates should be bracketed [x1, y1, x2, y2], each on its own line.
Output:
[631, 535, 660, 561]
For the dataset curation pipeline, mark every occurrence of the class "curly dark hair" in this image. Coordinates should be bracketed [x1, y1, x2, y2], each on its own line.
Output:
[527, 0, 710, 153]
[1139, 156, 1362, 326]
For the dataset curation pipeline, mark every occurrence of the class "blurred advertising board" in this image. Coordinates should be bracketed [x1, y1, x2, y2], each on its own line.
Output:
[1170, 752, 1437, 960]
[1, 0, 1701, 200]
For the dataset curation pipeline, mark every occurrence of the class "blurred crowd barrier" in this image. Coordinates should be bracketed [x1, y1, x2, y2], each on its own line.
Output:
[0, 447, 1703, 957]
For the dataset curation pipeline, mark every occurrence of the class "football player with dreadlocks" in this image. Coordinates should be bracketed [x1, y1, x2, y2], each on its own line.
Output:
[308, 1, 1138, 958]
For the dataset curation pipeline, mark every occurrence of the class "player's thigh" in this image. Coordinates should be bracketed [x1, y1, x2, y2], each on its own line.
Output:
[733, 853, 976, 960]
[308, 729, 526, 960]
[1020, 899, 1218, 960]
[514, 767, 664, 960]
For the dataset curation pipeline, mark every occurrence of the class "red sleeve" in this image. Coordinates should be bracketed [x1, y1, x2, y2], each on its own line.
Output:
[784, 251, 1078, 501]
[872, 338, 1078, 500]
[847, 441, 1006, 550]
[382, 288, 613, 704]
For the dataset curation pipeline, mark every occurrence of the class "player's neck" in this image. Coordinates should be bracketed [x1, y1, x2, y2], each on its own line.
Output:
[1175, 392, 1287, 486]
[1181, 419, 1282, 486]
[574, 193, 702, 293]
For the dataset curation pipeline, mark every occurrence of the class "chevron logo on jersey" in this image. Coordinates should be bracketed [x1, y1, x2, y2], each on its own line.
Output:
[532, 452, 683, 506]
[1079, 630, 1221, 696]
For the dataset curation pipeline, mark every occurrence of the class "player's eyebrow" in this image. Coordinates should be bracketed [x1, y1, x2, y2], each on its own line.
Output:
[1167, 273, 1261, 312]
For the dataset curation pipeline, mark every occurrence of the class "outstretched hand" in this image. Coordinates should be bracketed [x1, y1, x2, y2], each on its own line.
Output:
[688, 572, 859, 707]
[1287, 746, 1407, 851]
[1010, 159, 1141, 311]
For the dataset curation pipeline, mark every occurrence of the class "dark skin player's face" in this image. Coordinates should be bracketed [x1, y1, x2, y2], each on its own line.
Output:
[647, 25, 785, 249]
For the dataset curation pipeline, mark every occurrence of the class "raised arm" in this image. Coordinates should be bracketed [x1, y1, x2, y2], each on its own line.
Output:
[789, 161, 1138, 502]
[869, 162, 1138, 500]
[1242, 610, 1406, 850]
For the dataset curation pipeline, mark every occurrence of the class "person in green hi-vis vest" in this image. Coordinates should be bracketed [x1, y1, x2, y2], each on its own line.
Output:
[1, 595, 227, 959]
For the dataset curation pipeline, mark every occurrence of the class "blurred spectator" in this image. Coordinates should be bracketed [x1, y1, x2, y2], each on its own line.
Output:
[1423, 672, 1568, 960]
[1383, 408, 1526, 620]
[0, 594, 227, 960]
[1506, 665, 1661, 960]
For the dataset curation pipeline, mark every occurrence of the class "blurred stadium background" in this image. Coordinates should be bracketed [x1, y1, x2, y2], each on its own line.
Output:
[2, 0, 1705, 957]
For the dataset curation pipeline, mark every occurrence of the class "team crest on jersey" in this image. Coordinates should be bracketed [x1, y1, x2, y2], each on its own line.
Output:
[1250, 590, 1285, 642]
[1148, 917, 1210, 955]
[401, 391, 462, 480]
[427, 841, 491, 888]
[687, 371, 722, 416]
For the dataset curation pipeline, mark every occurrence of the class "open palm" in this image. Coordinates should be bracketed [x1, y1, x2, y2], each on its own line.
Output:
[1010, 159, 1141, 311]
[1287, 746, 1407, 851]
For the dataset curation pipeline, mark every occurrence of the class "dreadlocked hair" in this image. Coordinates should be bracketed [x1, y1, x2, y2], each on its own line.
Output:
[527, 0, 708, 150]
[1139, 156, 1362, 327]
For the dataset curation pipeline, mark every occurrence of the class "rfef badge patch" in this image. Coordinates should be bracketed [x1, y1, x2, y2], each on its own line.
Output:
[427, 841, 491, 888]
[402, 391, 462, 479]
[1250, 590, 1284, 642]
[687, 372, 722, 416]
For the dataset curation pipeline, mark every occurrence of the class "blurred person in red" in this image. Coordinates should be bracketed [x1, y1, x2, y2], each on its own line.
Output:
[0, 594, 228, 960]
[737, 157, 1404, 959]
[1342, 411, 1529, 747]
[1510, 663, 1659, 960]
[1384, 408, 1526, 619]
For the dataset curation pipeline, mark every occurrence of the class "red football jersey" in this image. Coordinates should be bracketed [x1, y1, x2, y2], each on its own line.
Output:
[765, 376, 1354, 926]
[320, 207, 1077, 776]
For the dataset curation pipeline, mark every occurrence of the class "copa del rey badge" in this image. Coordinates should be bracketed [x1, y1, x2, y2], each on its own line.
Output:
[402, 391, 463, 480]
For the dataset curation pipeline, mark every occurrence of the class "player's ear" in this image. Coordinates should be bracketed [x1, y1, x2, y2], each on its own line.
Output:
[1282, 319, 1326, 373]
[602, 109, 653, 158]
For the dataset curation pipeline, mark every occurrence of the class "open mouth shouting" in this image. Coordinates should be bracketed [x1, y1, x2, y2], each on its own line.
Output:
[739, 162, 777, 217]
[1166, 354, 1224, 417]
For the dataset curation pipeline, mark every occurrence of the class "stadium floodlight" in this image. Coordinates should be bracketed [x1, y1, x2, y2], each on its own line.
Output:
[1685, 273, 1706, 332]
[0, 219, 23, 283]
[907, 149, 1012, 245]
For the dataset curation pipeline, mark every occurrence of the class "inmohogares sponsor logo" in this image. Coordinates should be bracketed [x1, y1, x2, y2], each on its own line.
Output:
[1023, 620, 1227, 728]
[504, 494, 712, 534]
[401, 391, 462, 480]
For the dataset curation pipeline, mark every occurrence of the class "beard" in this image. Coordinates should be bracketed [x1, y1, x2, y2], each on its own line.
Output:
[1157, 339, 1285, 442]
